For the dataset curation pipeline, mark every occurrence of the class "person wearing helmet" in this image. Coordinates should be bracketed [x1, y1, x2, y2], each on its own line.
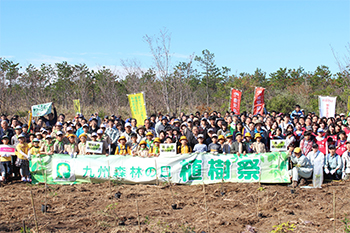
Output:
[289, 147, 313, 188]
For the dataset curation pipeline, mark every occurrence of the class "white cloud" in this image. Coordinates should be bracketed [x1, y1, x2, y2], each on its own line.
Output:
[27, 54, 72, 65]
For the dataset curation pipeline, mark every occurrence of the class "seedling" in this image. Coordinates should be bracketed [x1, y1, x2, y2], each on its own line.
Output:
[270, 221, 296, 233]
[342, 214, 350, 233]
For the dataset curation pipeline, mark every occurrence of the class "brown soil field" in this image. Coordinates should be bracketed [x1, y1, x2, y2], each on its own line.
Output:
[0, 180, 349, 232]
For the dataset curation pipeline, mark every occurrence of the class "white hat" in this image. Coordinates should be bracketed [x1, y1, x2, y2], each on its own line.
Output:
[198, 134, 204, 138]
[91, 132, 98, 137]
[125, 122, 132, 127]
[97, 129, 103, 134]
[56, 131, 63, 136]
[67, 127, 73, 131]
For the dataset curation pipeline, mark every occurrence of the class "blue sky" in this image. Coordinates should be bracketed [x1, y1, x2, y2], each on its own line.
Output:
[0, 0, 349, 76]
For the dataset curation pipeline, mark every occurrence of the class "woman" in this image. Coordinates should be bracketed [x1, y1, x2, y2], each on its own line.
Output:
[293, 122, 305, 147]
[326, 124, 337, 143]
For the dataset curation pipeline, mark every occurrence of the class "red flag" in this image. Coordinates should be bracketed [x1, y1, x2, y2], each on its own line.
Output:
[253, 87, 265, 115]
[230, 89, 242, 114]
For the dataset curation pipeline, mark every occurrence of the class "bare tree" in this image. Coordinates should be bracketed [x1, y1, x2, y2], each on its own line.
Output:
[144, 29, 172, 113]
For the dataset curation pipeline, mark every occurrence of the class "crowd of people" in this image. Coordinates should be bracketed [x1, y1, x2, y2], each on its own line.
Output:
[1, 103, 350, 187]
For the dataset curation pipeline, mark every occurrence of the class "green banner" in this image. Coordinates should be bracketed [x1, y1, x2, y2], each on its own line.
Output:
[29, 152, 290, 185]
[31, 102, 52, 117]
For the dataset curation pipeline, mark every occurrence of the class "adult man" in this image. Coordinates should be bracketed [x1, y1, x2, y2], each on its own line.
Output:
[324, 145, 342, 180]
[230, 133, 247, 155]
[0, 120, 14, 144]
[157, 116, 169, 136]
[40, 103, 58, 127]
[121, 123, 134, 143]
[144, 119, 156, 136]
[289, 147, 313, 188]
[290, 104, 304, 120]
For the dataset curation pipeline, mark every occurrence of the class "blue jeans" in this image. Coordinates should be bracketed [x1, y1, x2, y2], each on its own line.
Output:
[1, 161, 11, 177]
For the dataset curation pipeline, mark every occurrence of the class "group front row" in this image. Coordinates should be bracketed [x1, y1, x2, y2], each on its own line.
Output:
[288, 142, 350, 188]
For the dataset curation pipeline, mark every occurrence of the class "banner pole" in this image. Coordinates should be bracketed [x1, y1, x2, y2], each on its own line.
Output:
[229, 88, 233, 112]
[252, 87, 256, 115]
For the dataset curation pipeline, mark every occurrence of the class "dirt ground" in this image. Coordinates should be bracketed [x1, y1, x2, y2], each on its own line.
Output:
[0, 179, 349, 233]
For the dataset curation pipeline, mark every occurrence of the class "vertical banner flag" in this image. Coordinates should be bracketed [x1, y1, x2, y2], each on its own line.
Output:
[127, 92, 147, 126]
[31, 102, 52, 117]
[28, 110, 32, 133]
[319, 96, 336, 118]
[252, 87, 265, 115]
[73, 99, 81, 114]
[230, 89, 242, 114]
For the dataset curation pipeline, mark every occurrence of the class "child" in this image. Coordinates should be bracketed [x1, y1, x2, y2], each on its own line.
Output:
[193, 134, 208, 153]
[207, 134, 222, 154]
[164, 136, 173, 144]
[251, 133, 266, 153]
[15, 134, 30, 182]
[78, 133, 88, 155]
[244, 133, 253, 153]
[1, 136, 12, 183]
[41, 135, 55, 155]
[115, 136, 131, 156]
[54, 131, 65, 154]
[96, 129, 109, 156]
[149, 138, 161, 157]
[137, 140, 149, 158]
[64, 134, 79, 158]
[11, 126, 22, 147]
[129, 133, 139, 156]
[177, 136, 192, 154]
[145, 132, 154, 149]
[27, 133, 35, 149]
[28, 138, 42, 159]
[218, 135, 230, 154]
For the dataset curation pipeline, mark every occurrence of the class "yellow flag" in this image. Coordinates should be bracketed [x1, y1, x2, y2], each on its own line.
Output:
[28, 110, 32, 133]
[127, 92, 147, 126]
[73, 99, 81, 114]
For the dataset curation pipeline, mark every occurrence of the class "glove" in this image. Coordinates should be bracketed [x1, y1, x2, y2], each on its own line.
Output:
[330, 169, 335, 175]
[325, 168, 330, 174]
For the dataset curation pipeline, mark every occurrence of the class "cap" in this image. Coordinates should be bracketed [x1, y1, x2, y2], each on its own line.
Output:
[100, 124, 107, 128]
[329, 144, 336, 150]
[79, 133, 87, 139]
[125, 122, 132, 128]
[67, 134, 76, 138]
[15, 126, 22, 130]
[139, 140, 147, 146]
[235, 132, 243, 137]
[83, 124, 89, 128]
[294, 147, 301, 153]
[67, 127, 73, 131]
[154, 137, 161, 143]
[187, 118, 193, 123]
[32, 138, 40, 143]
[45, 135, 52, 139]
[1, 135, 9, 140]
[208, 128, 214, 133]
[97, 129, 104, 134]
[180, 136, 188, 141]
[56, 131, 63, 136]
[173, 119, 180, 123]
[22, 124, 28, 128]
[218, 135, 226, 141]
[254, 133, 262, 139]
[198, 134, 204, 138]
[244, 132, 251, 137]
[226, 134, 233, 138]
[91, 132, 98, 137]
[56, 122, 63, 126]
[212, 134, 218, 138]
[317, 128, 324, 133]
[18, 133, 25, 139]
[161, 116, 168, 121]
[146, 132, 154, 137]
[118, 136, 126, 141]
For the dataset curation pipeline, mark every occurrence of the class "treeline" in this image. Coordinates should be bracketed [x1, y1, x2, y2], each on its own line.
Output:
[0, 49, 349, 118]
